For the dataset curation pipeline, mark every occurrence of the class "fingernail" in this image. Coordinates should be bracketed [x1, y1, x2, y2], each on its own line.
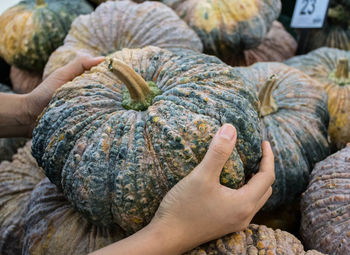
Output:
[219, 124, 236, 141]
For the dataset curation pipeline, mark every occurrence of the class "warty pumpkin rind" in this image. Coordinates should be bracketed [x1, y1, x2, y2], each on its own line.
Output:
[0, 84, 28, 162]
[301, 145, 350, 254]
[43, 0, 203, 78]
[0, 141, 45, 255]
[22, 178, 125, 255]
[32, 46, 262, 234]
[160, 0, 281, 59]
[235, 62, 330, 210]
[286, 47, 350, 150]
[0, 0, 93, 71]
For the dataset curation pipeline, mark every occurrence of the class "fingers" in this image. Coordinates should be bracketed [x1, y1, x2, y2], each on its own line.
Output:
[196, 124, 237, 180]
[236, 141, 275, 202]
[62, 55, 105, 81]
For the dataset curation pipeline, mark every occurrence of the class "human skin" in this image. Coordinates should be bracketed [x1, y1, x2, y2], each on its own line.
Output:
[91, 125, 275, 255]
[0, 55, 104, 138]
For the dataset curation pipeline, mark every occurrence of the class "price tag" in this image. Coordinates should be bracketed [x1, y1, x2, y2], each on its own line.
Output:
[291, 0, 330, 28]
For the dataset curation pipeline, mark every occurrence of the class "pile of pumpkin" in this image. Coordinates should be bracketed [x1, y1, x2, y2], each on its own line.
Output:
[0, 0, 349, 254]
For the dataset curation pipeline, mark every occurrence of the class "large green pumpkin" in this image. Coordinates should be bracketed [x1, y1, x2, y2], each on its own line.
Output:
[159, 0, 281, 61]
[32, 46, 262, 234]
[0, 142, 45, 255]
[0, 84, 28, 162]
[235, 62, 330, 210]
[43, 0, 203, 78]
[0, 0, 93, 71]
[286, 47, 350, 150]
[301, 144, 350, 254]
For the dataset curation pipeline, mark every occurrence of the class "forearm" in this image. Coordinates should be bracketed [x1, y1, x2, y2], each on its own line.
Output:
[90, 221, 187, 255]
[0, 93, 31, 137]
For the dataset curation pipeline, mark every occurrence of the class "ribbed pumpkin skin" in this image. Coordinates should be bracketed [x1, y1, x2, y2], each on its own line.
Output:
[298, 23, 350, 53]
[23, 178, 125, 255]
[235, 63, 330, 210]
[33, 46, 262, 234]
[10, 66, 42, 94]
[301, 145, 350, 254]
[229, 21, 297, 67]
[0, 0, 93, 71]
[0, 142, 45, 255]
[286, 47, 350, 150]
[0, 84, 28, 162]
[43, 1, 203, 78]
[161, 0, 281, 59]
[187, 224, 324, 255]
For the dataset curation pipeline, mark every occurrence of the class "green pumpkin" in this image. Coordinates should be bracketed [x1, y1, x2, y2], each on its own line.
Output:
[159, 0, 281, 62]
[235, 62, 330, 210]
[0, 0, 93, 71]
[0, 84, 28, 162]
[32, 46, 262, 234]
[0, 142, 45, 255]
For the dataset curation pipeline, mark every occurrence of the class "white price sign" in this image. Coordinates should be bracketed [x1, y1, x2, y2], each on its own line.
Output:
[291, 0, 330, 28]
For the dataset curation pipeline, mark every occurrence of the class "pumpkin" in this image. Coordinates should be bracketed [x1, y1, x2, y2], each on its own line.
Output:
[10, 66, 42, 94]
[235, 62, 330, 210]
[20, 178, 321, 254]
[229, 21, 297, 66]
[300, 144, 350, 254]
[23, 178, 125, 255]
[32, 46, 262, 234]
[43, 0, 203, 79]
[0, 141, 45, 255]
[159, 0, 281, 61]
[286, 47, 350, 150]
[0, 0, 93, 72]
[0, 84, 28, 162]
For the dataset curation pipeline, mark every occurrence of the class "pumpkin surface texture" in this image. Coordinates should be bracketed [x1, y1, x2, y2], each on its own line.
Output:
[0, 141, 45, 255]
[0, 84, 28, 162]
[10, 66, 42, 94]
[235, 63, 330, 210]
[32, 46, 262, 234]
[43, 0, 203, 78]
[301, 144, 350, 254]
[0, 0, 93, 71]
[22, 178, 126, 255]
[286, 47, 350, 150]
[230, 21, 297, 67]
[160, 0, 281, 60]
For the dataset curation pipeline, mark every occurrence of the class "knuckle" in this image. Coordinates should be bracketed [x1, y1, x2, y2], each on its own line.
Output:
[211, 143, 231, 159]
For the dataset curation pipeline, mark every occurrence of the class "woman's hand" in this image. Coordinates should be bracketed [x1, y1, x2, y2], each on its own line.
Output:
[0, 55, 104, 138]
[92, 124, 275, 255]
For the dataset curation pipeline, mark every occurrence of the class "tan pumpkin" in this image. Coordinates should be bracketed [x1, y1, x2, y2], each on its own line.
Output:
[10, 66, 42, 94]
[286, 47, 350, 150]
[229, 21, 297, 66]
[0, 141, 45, 255]
[43, 0, 203, 78]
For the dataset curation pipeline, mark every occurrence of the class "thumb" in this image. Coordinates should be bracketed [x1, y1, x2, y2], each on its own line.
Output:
[196, 124, 237, 180]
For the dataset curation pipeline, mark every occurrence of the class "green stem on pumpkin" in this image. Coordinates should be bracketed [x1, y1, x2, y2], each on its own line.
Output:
[335, 58, 349, 79]
[109, 58, 162, 111]
[328, 5, 348, 24]
[36, 0, 46, 6]
[258, 75, 279, 117]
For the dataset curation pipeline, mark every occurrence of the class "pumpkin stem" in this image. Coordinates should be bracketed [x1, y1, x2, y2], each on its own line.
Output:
[36, 0, 46, 6]
[109, 58, 162, 111]
[328, 5, 348, 24]
[258, 75, 279, 117]
[335, 58, 349, 79]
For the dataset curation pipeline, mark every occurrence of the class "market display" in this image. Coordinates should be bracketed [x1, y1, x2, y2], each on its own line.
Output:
[286, 47, 350, 150]
[301, 145, 350, 255]
[0, 1, 349, 254]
